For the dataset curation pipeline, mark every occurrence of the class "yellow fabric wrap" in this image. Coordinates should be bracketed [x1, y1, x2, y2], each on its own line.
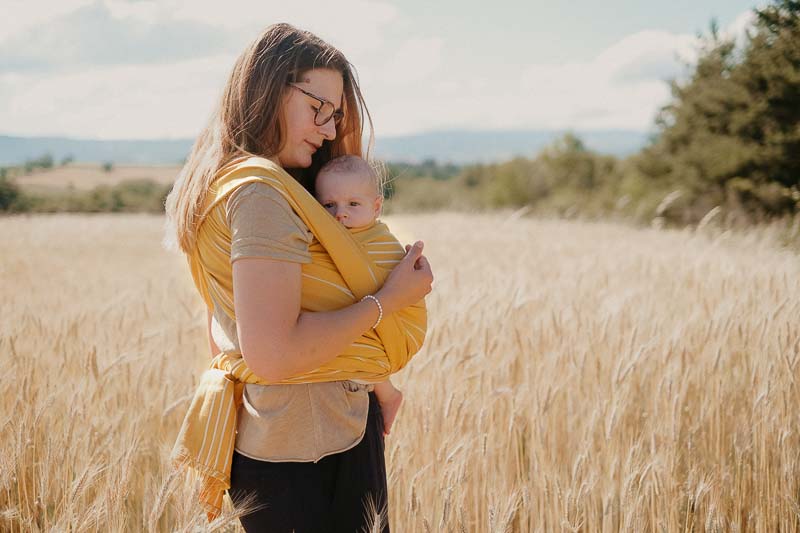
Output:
[171, 156, 427, 521]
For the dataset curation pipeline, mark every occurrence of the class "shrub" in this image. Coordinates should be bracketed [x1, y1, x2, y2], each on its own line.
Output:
[0, 176, 21, 211]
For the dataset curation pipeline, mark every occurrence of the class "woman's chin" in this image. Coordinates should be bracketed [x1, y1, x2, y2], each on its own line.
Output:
[284, 154, 313, 169]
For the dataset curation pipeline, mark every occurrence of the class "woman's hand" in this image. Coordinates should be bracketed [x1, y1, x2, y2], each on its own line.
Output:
[376, 241, 433, 314]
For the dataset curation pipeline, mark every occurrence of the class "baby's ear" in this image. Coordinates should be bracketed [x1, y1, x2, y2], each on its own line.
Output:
[374, 195, 384, 217]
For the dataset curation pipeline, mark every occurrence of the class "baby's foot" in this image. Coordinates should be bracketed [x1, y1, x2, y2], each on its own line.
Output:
[379, 388, 403, 437]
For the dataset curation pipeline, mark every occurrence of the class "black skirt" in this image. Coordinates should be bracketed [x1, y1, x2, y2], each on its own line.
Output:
[228, 391, 390, 533]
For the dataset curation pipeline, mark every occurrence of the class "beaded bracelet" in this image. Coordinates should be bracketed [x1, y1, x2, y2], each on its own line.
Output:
[360, 294, 383, 329]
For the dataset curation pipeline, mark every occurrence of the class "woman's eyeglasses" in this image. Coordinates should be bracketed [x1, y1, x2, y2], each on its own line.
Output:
[289, 84, 345, 127]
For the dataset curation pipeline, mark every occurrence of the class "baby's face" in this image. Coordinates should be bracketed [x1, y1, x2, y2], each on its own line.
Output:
[315, 170, 382, 229]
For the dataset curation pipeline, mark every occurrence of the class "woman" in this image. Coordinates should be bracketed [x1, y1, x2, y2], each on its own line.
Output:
[165, 23, 433, 532]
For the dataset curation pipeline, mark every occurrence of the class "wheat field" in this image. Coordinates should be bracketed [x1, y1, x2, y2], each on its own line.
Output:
[1, 212, 799, 532]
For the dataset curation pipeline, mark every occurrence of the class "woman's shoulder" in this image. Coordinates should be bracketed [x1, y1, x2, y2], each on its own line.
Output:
[225, 180, 300, 226]
[223, 179, 313, 263]
[227, 180, 287, 209]
[209, 155, 288, 213]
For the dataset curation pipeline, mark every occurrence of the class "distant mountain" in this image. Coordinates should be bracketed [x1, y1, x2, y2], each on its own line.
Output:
[0, 129, 650, 167]
[0, 136, 193, 167]
[373, 129, 651, 163]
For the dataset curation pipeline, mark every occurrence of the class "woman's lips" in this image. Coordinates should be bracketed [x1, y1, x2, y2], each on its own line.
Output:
[305, 141, 320, 151]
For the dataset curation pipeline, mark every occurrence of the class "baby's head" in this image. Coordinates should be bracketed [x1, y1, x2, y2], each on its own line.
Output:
[315, 155, 383, 229]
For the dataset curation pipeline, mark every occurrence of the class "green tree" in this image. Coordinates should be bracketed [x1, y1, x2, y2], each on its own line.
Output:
[638, 0, 800, 220]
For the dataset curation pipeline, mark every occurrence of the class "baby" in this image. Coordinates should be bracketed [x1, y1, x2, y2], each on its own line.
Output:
[314, 155, 407, 436]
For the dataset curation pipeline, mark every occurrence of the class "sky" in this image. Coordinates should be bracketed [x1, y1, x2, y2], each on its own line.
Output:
[0, 0, 759, 140]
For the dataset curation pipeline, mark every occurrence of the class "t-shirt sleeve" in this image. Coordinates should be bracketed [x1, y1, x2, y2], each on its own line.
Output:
[225, 181, 313, 264]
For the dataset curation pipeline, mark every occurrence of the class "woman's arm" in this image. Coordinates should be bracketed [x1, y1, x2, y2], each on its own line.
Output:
[234, 242, 431, 382]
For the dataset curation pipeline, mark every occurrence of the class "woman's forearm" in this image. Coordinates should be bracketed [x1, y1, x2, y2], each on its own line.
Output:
[256, 298, 382, 381]
[234, 246, 430, 382]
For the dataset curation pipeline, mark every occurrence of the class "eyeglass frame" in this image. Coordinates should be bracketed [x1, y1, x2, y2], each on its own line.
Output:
[288, 83, 345, 127]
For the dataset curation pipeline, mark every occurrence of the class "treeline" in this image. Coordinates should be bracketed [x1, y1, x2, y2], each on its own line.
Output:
[0, 153, 126, 212]
[388, 0, 800, 225]
[0, 177, 170, 213]
[385, 134, 627, 217]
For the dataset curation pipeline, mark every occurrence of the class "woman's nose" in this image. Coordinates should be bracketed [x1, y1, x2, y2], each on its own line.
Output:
[319, 119, 337, 141]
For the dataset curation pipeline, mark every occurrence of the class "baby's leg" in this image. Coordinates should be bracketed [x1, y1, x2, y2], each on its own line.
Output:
[373, 379, 403, 436]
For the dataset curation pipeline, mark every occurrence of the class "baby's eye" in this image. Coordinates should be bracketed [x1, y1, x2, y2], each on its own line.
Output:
[322, 203, 334, 209]
[350, 201, 360, 207]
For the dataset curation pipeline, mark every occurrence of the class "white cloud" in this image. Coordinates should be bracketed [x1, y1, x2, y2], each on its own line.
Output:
[598, 30, 698, 83]
[103, 0, 160, 24]
[156, 0, 399, 62]
[0, 2, 234, 72]
[365, 14, 753, 135]
[1, 54, 235, 138]
[0, 0, 398, 73]
[0, 0, 403, 138]
[379, 37, 443, 82]
[354, 35, 444, 133]
[0, 4, 758, 138]
[0, 0, 94, 41]
[507, 29, 700, 130]
[360, 29, 698, 135]
[722, 9, 758, 50]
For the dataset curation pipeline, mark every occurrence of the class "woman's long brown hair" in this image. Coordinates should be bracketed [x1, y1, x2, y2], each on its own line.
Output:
[165, 23, 373, 254]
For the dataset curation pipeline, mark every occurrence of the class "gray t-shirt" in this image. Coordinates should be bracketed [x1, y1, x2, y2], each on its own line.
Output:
[211, 181, 371, 462]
